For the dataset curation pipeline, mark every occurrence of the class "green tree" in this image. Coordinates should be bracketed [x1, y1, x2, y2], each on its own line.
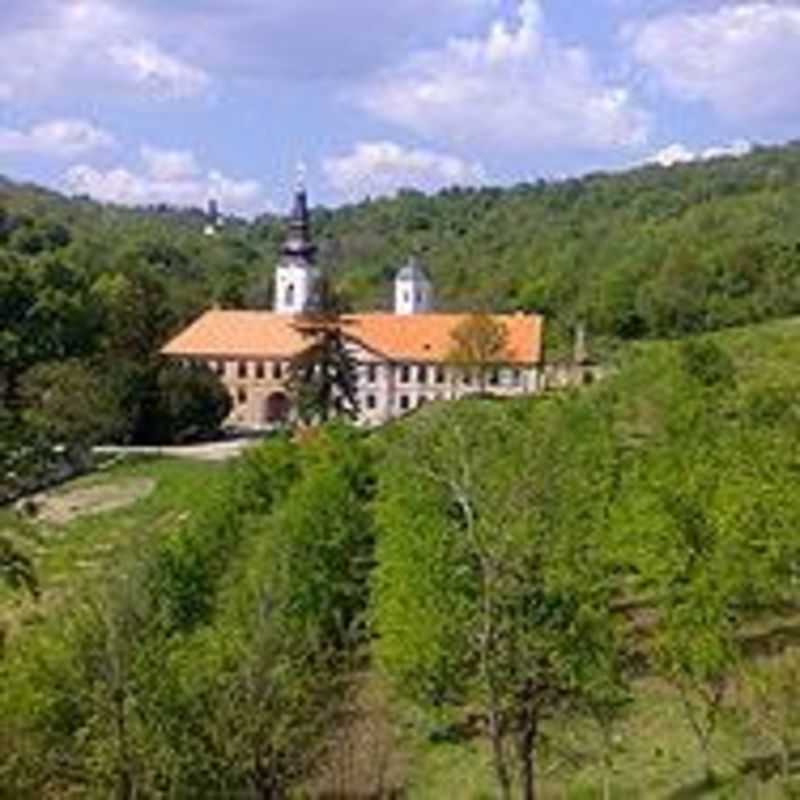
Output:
[373, 397, 625, 800]
[447, 313, 510, 391]
[148, 362, 231, 444]
[288, 276, 359, 425]
[19, 359, 124, 465]
[614, 347, 798, 786]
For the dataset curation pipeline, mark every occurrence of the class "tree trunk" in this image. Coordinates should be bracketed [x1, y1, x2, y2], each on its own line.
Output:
[114, 688, 133, 800]
[488, 708, 512, 800]
[254, 751, 281, 800]
[700, 739, 715, 787]
[517, 683, 538, 800]
[780, 737, 791, 780]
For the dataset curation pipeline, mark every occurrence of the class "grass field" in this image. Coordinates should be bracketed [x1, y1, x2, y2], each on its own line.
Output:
[0, 455, 228, 629]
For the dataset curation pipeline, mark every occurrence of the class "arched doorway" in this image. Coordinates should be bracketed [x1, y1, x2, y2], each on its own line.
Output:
[264, 391, 291, 425]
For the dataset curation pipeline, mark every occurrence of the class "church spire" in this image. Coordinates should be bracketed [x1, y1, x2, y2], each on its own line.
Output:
[274, 166, 321, 314]
[282, 161, 316, 262]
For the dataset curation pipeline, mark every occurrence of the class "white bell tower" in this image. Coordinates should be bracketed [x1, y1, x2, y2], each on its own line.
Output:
[394, 257, 433, 315]
[274, 165, 320, 314]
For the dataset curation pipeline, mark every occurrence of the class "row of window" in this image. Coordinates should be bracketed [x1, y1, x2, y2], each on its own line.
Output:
[365, 364, 524, 387]
[209, 359, 524, 389]
[395, 364, 523, 387]
[363, 393, 443, 413]
[235, 384, 525, 415]
[234, 390, 429, 414]
[209, 360, 286, 381]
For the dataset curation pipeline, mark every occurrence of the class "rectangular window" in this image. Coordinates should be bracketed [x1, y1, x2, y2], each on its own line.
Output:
[366, 394, 377, 410]
[272, 361, 283, 380]
[255, 362, 265, 380]
[417, 365, 428, 384]
[463, 370, 472, 386]
[400, 365, 411, 384]
[237, 388, 247, 405]
[367, 364, 377, 384]
[399, 395, 410, 410]
[489, 368, 500, 386]
[511, 369, 521, 386]
[435, 365, 446, 384]
[238, 361, 248, 379]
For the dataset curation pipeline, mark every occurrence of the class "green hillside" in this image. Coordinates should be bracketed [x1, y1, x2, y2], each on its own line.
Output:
[4, 139, 800, 353]
[4, 315, 800, 798]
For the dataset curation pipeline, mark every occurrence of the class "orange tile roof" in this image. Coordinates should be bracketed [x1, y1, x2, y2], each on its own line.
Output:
[162, 310, 543, 365]
[345, 313, 543, 364]
[162, 311, 309, 359]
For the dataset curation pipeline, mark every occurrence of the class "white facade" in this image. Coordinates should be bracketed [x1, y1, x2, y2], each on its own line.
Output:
[212, 349, 543, 430]
[274, 260, 320, 314]
[394, 258, 433, 315]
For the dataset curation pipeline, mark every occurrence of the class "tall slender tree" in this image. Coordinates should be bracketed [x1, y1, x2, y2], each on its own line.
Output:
[288, 272, 359, 425]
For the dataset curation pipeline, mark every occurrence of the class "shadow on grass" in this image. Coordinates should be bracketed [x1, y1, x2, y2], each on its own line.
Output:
[315, 792, 405, 799]
[666, 774, 738, 800]
[741, 749, 800, 782]
[742, 619, 800, 659]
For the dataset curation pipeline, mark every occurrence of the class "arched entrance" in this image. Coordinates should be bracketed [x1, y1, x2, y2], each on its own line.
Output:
[264, 391, 291, 425]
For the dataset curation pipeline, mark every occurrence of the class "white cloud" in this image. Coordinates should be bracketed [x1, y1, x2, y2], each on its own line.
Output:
[64, 145, 262, 215]
[357, 0, 649, 154]
[647, 139, 752, 167]
[140, 146, 201, 181]
[107, 41, 211, 99]
[0, 0, 211, 102]
[0, 119, 115, 158]
[631, 3, 800, 120]
[323, 141, 486, 200]
[0, 0, 494, 95]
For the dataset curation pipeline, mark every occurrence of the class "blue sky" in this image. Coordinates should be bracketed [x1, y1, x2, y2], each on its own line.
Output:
[0, 0, 798, 215]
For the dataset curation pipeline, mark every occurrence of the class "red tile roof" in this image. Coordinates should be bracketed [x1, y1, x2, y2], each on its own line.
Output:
[162, 310, 544, 365]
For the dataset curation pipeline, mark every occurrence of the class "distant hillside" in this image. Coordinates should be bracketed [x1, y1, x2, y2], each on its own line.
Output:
[4, 139, 800, 356]
[299, 141, 800, 353]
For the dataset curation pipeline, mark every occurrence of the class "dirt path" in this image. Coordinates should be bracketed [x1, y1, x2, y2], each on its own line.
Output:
[28, 477, 156, 526]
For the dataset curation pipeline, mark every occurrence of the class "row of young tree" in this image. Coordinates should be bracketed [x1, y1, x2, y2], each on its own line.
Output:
[1, 425, 375, 798]
[4, 335, 800, 797]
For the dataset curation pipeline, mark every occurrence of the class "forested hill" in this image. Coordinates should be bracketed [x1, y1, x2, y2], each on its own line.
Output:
[305, 140, 800, 349]
[4, 139, 800, 356]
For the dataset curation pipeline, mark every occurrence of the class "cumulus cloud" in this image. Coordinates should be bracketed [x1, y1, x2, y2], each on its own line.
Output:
[64, 145, 262, 215]
[140, 146, 201, 181]
[0, 0, 211, 101]
[323, 141, 486, 200]
[631, 3, 800, 120]
[107, 41, 211, 99]
[646, 139, 752, 167]
[0, 0, 494, 95]
[357, 0, 650, 154]
[0, 119, 115, 158]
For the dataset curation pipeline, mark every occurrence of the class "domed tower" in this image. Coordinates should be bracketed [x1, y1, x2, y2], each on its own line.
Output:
[394, 256, 433, 315]
[274, 167, 320, 314]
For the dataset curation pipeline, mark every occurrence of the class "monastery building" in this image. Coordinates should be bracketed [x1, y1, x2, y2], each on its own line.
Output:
[162, 182, 545, 428]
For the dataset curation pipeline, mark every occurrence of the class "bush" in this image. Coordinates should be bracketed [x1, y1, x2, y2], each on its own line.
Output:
[132, 362, 231, 445]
